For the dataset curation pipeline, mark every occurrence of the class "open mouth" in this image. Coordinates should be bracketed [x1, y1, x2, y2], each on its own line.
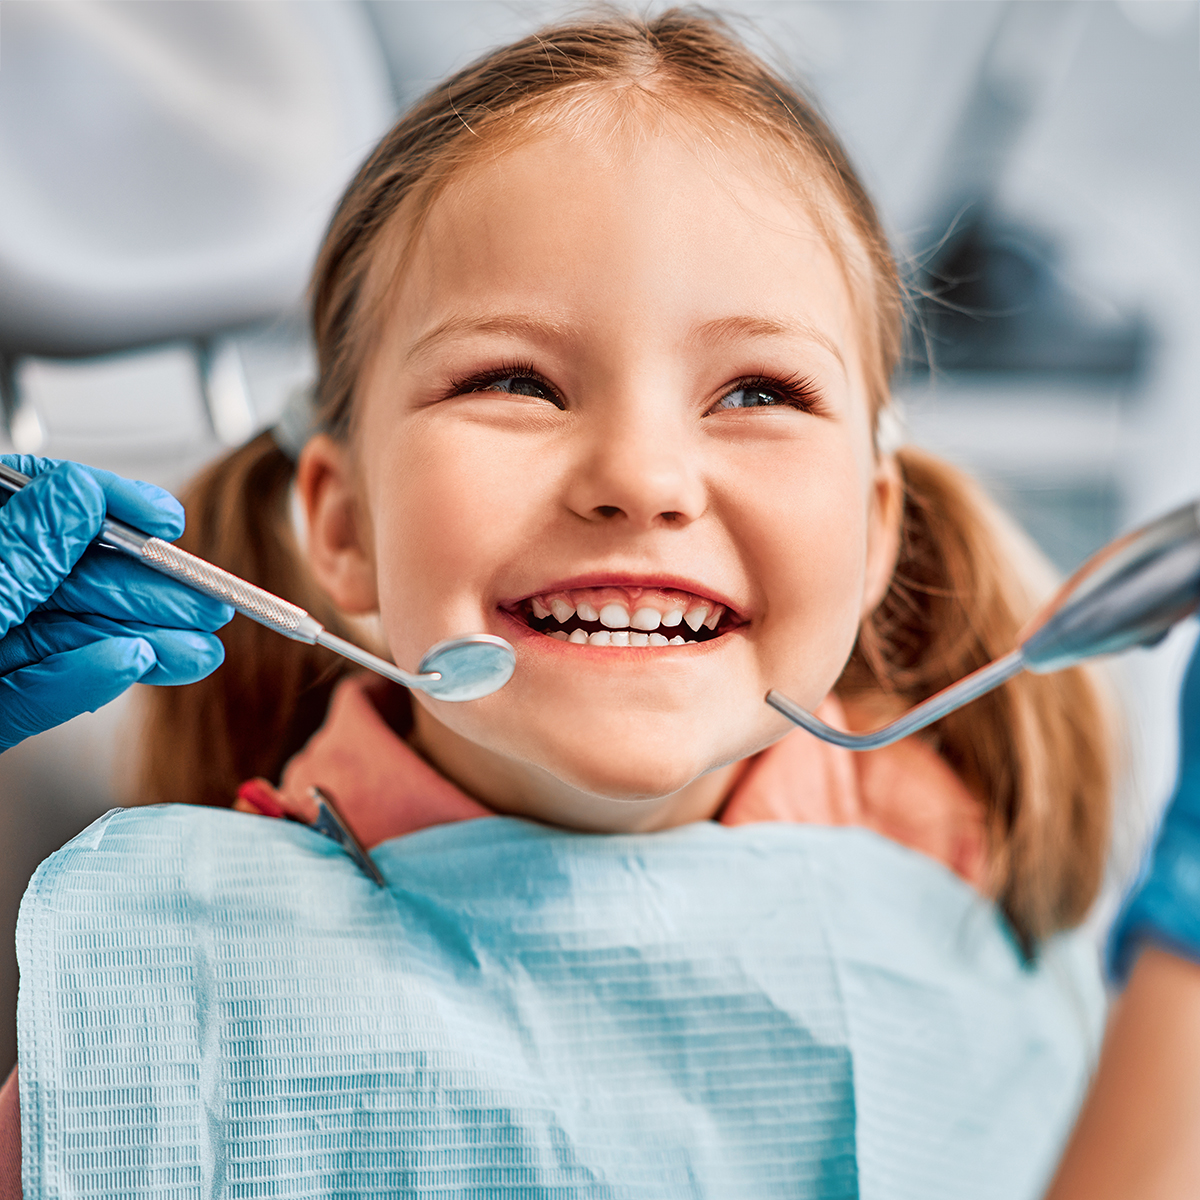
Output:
[509, 586, 737, 647]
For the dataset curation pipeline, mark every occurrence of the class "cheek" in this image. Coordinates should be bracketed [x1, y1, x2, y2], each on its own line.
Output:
[364, 417, 546, 630]
[735, 434, 871, 696]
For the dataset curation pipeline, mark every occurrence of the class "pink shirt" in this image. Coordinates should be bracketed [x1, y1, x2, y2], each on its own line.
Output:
[1, 675, 986, 1192]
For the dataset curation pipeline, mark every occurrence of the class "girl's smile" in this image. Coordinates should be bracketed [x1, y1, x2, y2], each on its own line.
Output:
[298, 118, 902, 832]
[506, 578, 743, 647]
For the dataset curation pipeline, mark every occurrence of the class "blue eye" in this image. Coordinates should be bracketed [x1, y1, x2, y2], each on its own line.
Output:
[710, 375, 825, 415]
[450, 366, 564, 408]
[485, 375, 556, 401]
[716, 384, 788, 410]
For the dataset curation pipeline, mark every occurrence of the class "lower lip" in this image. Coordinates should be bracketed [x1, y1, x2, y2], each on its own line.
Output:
[495, 608, 734, 656]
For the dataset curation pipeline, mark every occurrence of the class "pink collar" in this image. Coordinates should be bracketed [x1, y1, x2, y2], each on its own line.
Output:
[238, 675, 988, 888]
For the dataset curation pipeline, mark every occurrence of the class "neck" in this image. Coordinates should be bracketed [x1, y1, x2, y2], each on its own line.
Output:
[408, 706, 742, 834]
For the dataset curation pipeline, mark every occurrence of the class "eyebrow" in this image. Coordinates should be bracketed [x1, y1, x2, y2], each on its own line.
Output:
[404, 313, 576, 363]
[692, 314, 847, 375]
[404, 310, 847, 375]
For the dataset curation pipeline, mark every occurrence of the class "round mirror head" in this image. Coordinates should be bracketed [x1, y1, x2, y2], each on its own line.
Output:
[415, 634, 516, 702]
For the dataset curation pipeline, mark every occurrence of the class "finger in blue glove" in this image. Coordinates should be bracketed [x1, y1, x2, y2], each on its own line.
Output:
[0, 456, 231, 635]
[0, 638, 158, 752]
[1108, 629, 1200, 981]
[0, 462, 108, 638]
[2, 454, 184, 538]
[0, 610, 226, 686]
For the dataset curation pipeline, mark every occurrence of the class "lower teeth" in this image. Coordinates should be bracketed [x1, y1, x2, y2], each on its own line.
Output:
[527, 607, 719, 646]
[547, 628, 691, 646]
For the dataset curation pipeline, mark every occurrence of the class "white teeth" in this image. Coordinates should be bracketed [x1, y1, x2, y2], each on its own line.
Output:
[599, 603, 630, 629]
[534, 592, 726, 645]
[631, 607, 661, 631]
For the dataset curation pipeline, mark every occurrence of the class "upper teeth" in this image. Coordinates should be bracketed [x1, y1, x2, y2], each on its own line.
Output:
[524, 588, 727, 646]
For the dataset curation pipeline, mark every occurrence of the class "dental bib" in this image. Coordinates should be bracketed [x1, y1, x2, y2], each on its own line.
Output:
[17, 807, 1102, 1199]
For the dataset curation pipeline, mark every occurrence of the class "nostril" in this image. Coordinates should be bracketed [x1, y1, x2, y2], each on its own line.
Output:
[595, 505, 621, 519]
[660, 511, 682, 523]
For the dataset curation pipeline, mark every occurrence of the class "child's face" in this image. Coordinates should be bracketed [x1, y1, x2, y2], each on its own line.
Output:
[301, 121, 901, 831]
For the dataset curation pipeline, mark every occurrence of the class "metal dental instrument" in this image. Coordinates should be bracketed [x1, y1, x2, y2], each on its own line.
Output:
[768, 498, 1200, 751]
[0, 462, 516, 703]
[308, 786, 386, 887]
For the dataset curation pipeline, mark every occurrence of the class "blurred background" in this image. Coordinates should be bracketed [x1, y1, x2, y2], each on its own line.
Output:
[0, 0, 1197, 1075]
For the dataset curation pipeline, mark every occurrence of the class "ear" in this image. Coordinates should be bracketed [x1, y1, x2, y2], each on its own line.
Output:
[861, 452, 903, 618]
[295, 434, 379, 615]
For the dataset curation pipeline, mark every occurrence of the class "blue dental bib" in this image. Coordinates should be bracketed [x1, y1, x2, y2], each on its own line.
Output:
[17, 807, 1102, 1199]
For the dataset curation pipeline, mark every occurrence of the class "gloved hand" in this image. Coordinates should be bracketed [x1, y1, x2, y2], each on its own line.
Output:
[1109, 628, 1200, 980]
[0, 454, 233, 752]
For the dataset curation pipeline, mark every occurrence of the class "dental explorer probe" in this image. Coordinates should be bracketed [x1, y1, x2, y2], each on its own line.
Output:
[0, 463, 516, 703]
[768, 498, 1200, 751]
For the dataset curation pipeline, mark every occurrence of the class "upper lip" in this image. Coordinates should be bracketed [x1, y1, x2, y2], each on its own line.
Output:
[501, 571, 748, 621]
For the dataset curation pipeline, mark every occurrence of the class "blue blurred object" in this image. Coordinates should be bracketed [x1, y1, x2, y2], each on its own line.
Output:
[19, 811, 1104, 1200]
[0, 454, 231, 751]
[1110, 629, 1200, 981]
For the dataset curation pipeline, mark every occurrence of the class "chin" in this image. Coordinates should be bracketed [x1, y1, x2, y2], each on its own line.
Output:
[519, 719, 741, 804]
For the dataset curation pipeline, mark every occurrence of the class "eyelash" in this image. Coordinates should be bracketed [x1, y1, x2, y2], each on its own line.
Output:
[444, 360, 825, 415]
[446, 360, 565, 408]
[718, 372, 826, 415]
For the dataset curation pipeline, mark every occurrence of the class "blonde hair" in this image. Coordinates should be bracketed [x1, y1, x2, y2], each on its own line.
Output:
[138, 9, 1112, 948]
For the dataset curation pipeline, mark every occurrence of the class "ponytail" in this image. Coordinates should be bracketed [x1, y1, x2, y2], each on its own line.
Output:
[840, 447, 1114, 947]
[136, 433, 352, 807]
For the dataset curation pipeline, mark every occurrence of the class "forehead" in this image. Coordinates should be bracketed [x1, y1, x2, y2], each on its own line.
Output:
[384, 120, 861, 372]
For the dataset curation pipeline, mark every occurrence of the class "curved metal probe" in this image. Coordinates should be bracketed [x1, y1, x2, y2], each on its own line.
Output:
[768, 496, 1200, 750]
[766, 650, 1026, 751]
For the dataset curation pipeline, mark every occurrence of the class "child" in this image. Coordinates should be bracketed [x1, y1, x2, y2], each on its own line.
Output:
[3, 11, 1117, 1198]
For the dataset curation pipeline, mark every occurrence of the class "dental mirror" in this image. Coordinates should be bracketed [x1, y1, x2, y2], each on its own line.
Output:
[768, 498, 1200, 750]
[414, 634, 517, 702]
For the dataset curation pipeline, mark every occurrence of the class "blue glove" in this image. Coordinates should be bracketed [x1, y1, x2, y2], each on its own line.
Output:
[0, 454, 233, 752]
[1109, 628, 1200, 980]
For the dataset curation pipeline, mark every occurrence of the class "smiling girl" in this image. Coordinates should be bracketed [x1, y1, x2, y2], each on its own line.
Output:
[1, 10, 1124, 1198]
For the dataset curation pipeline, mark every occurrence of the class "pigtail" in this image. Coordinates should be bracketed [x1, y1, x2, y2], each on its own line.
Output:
[135, 432, 351, 807]
[840, 446, 1114, 948]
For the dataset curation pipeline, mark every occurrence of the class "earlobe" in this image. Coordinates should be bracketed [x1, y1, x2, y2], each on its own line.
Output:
[861, 453, 904, 617]
[295, 435, 379, 615]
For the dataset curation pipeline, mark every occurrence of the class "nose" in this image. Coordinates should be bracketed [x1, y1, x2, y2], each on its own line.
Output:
[563, 396, 707, 530]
